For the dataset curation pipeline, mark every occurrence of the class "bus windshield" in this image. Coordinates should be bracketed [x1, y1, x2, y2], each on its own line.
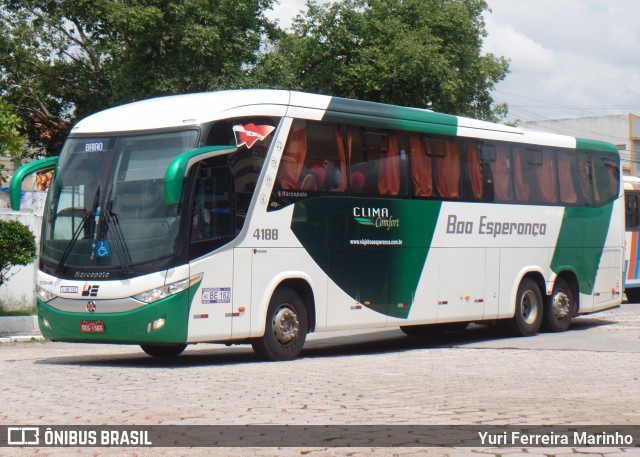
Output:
[42, 130, 198, 278]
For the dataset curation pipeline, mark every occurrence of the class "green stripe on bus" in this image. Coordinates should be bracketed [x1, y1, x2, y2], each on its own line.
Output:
[323, 97, 458, 136]
[576, 137, 620, 154]
[37, 282, 200, 344]
[291, 198, 442, 318]
[550, 203, 614, 295]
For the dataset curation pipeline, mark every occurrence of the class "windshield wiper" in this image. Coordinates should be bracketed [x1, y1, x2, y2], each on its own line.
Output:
[103, 207, 134, 277]
[56, 187, 100, 274]
[103, 185, 134, 277]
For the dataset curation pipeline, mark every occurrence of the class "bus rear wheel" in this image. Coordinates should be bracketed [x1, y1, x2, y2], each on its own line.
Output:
[505, 278, 543, 337]
[542, 277, 575, 332]
[251, 288, 308, 361]
[140, 344, 187, 357]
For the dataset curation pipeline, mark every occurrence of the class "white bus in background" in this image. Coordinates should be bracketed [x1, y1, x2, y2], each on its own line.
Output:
[624, 175, 640, 302]
[11, 90, 624, 360]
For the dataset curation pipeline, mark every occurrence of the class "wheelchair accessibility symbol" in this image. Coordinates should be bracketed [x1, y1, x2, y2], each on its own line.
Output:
[97, 241, 111, 258]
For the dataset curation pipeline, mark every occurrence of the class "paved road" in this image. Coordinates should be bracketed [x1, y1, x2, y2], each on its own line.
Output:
[1, 304, 640, 457]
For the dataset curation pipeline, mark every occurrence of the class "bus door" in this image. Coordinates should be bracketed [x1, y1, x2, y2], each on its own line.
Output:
[186, 164, 235, 342]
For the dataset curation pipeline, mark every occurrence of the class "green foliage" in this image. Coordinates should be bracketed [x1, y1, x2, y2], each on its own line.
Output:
[0, 98, 26, 183]
[0, 0, 510, 159]
[0, 218, 36, 287]
[0, 0, 278, 155]
[250, 0, 510, 121]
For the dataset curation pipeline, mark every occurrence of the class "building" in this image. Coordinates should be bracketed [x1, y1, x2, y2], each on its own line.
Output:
[522, 114, 640, 176]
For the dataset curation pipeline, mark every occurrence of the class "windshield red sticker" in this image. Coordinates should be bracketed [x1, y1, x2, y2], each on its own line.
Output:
[233, 124, 275, 149]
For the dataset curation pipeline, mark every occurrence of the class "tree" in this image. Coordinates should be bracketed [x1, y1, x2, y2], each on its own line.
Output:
[0, 0, 278, 156]
[0, 99, 26, 184]
[0, 219, 36, 287]
[250, 0, 509, 121]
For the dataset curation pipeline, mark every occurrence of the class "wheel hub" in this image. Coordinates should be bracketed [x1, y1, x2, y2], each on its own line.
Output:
[520, 290, 539, 325]
[552, 291, 571, 319]
[272, 305, 299, 344]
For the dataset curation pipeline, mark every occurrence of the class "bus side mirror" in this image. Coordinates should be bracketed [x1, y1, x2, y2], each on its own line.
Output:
[9, 156, 59, 211]
[164, 145, 237, 205]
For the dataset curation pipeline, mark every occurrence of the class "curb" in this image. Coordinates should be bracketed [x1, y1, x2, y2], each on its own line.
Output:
[0, 315, 41, 337]
[0, 335, 45, 344]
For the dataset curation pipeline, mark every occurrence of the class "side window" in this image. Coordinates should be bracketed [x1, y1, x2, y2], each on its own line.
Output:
[377, 133, 405, 197]
[576, 152, 594, 206]
[434, 137, 460, 199]
[536, 149, 558, 204]
[277, 120, 346, 192]
[311, 123, 347, 192]
[349, 128, 407, 197]
[481, 142, 513, 202]
[557, 150, 588, 206]
[205, 117, 276, 221]
[270, 121, 346, 210]
[408, 134, 459, 199]
[275, 121, 309, 190]
[189, 147, 267, 259]
[626, 191, 640, 231]
[513, 147, 531, 202]
[592, 152, 620, 205]
[191, 164, 234, 243]
[513, 147, 558, 204]
[462, 140, 484, 201]
[408, 134, 434, 197]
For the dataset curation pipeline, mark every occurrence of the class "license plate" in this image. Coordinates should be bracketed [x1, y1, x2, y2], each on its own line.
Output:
[80, 321, 105, 333]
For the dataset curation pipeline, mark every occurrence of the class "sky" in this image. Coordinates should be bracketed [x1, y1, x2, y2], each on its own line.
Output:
[266, 0, 640, 123]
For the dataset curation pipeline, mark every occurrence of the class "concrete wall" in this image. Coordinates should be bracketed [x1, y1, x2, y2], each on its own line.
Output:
[522, 114, 635, 175]
[0, 190, 46, 312]
[522, 114, 629, 146]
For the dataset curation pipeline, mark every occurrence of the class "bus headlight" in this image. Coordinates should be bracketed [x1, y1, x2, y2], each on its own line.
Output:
[132, 274, 203, 304]
[36, 285, 56, 303]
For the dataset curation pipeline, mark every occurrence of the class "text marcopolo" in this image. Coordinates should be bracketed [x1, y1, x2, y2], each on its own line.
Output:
[446, 214, 547, 238]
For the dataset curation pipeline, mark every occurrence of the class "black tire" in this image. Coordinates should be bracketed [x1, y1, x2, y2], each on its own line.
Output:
[400, 322, 468, 337]
[504, 278, 543, 337]
[625, 288, 640, 303]
[251, 288, 308, 361]
[542, 277, 576, 332]
[140, 344, 187, 357]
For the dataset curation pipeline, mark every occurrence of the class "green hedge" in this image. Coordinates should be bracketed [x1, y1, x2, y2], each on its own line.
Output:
[0, 219, 36, 286]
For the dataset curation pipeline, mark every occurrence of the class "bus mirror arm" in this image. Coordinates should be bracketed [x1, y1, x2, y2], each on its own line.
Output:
[164, 145, 238, 205]
[9, 156, 59, 211]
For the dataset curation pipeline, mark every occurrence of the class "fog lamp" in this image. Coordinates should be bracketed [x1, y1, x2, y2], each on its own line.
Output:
[147, 317, 166, 333]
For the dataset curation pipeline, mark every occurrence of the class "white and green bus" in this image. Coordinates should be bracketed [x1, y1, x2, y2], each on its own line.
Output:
[11, 90, 623, 360]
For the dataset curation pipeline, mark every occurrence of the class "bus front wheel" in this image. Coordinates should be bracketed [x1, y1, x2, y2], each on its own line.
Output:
[251, 288, 308, 361]
[140, 344, 187, 357]
[505, 278, 543, 337]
